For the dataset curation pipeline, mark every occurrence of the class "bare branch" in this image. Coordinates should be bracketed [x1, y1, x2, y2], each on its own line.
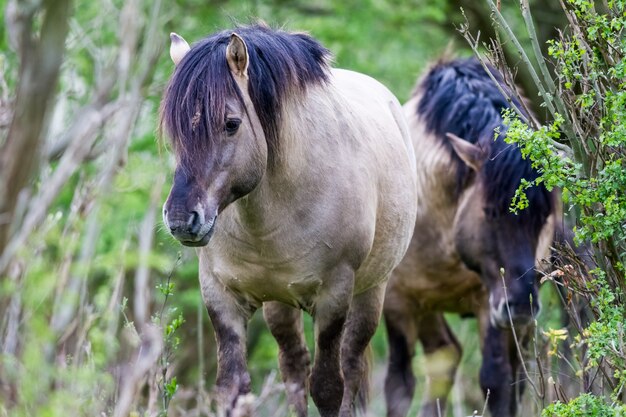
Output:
[0, 100, 123, 272]
[113, 324, 164, 417]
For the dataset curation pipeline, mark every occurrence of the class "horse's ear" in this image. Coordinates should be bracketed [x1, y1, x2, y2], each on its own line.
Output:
[170, 32, 190, 66]
[226, 33, 249, 79]
[446, 132, 486, 172]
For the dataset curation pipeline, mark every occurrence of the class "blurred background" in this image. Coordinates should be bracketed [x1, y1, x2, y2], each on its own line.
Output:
[0, 1, 573, 416]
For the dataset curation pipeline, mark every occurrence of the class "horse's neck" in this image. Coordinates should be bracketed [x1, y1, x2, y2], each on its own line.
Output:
[272, 86, 338, 179]
[228, 86, 339, 235]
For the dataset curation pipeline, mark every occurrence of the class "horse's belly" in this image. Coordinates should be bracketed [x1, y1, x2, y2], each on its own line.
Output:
[417, 277, 486, 313]
[388, 259, 485, 315]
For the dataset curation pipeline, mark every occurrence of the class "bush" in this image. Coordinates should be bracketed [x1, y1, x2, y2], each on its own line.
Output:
[470, 0, 626, 412]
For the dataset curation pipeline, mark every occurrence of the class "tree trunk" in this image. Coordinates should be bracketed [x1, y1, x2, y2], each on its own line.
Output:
[0, 1, 72, 264]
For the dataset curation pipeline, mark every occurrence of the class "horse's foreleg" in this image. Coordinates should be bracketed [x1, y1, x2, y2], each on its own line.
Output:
[416, 313, 461, 417]
[263, 301, 310, 417]
[507, 327, 531, 416]
[310, 263, 354, 417]
[479, 322, 514, 417]
[339, 282, 386, 417]
[383, 296, 418, 417]
[199, 264, 253, 414]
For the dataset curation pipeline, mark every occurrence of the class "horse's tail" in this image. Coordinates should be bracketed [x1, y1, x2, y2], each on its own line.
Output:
[355, 343, 373, 413]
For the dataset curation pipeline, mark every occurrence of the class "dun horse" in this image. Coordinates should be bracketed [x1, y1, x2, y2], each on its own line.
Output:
[384, 58, 556, 417]
[160, 25, 417, 417]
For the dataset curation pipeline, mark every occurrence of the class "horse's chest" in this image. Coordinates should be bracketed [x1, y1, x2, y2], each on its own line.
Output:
[230, 266, 323, 309]
[207, 239, 330, 310]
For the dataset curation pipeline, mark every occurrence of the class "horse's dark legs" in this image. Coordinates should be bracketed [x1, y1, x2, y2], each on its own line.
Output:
[507, 328, 530, 416]
[383, 301, 417, 417]
[339, 282, 386, 417]
[199, 258, 253, 414]
[416, 313, 462, 417]
[479, 323, 514, 417]
[310, 263, 354, 417]
[263, 302, 310, 417]
[204, 299, 252, 412]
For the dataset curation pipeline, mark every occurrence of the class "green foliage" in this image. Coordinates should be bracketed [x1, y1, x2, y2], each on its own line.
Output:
[543, 393, 626, 417]
[156, 273, 185, 416]
[579, 276, 626, 398]
[495, 0, 626, 413]
[506, 0, 626, 263]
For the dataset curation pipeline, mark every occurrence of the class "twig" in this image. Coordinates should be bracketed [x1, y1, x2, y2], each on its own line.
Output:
[134, 174, 165, 328]
[1, 262, 24, 356]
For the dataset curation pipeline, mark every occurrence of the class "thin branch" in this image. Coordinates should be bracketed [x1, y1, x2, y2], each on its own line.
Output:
[134, 174, 165, 327]
[484, 0, 555, 115]
[520, 0, 564, 117]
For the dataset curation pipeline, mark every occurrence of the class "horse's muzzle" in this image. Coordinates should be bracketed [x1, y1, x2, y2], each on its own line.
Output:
[164, 208, 216, 247]
[490, 297, 540, 330]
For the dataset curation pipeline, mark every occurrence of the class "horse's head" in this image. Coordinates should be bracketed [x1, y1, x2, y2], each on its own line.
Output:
[161, 32, 268, 246]
[448, 133, 552, 329]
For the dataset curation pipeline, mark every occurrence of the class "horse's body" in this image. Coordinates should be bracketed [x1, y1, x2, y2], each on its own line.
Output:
[384, 58, 555, 417]
[161, 26, 417, 417]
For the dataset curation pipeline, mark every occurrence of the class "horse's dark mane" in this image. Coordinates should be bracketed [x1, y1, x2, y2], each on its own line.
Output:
[160, 24, 331, 167]
[416, 57, 553, 231]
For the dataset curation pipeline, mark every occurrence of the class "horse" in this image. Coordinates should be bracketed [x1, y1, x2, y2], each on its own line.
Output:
[383, 58, 556, 417]
[160, 24, 417, 417]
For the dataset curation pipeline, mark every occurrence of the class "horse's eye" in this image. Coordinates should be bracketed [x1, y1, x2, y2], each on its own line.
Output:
[225, 118, 241, 135]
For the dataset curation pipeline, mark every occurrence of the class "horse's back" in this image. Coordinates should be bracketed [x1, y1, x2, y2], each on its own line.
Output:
[332, 68, 415, 165]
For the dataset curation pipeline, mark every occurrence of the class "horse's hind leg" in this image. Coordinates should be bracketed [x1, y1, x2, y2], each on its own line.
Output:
[339, 282, 386, 417]
[383, 298, 418, 417]
[263, 302, 310, 417]
[416, 313, 462, 417]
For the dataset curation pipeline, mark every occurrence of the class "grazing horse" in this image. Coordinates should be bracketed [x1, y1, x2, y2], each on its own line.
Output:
[160, 25, 417, 417]
[383, 58, 556, 417]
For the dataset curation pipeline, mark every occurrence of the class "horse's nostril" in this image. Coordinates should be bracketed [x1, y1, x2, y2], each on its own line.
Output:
[189, 210, 201, 234]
